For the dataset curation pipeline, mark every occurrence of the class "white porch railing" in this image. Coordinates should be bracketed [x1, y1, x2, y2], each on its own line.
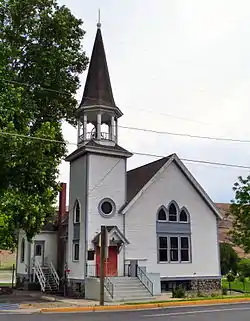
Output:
[33, 258, 46, 292]
[49, 261, 60, 288]
[33, 258, 59, 293]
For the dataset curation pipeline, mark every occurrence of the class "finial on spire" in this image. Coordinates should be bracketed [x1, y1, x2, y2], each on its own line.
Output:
[97, 9, 101, 28]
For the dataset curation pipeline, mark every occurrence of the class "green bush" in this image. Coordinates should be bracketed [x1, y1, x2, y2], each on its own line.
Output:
[238, 259, 250, 277]
[172, 286, 186, 298]
[238, 274, 246, 291]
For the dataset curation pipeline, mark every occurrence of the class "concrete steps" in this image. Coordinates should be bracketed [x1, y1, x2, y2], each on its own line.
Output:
[108, 276, 153, 302]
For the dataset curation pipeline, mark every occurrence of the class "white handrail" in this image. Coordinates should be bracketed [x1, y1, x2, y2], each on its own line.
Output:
[34, 259, 46, 292]
[49, 261, 59, 288]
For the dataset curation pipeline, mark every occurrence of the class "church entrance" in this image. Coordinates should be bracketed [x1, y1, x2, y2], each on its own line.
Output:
[95, 246, 118, 277]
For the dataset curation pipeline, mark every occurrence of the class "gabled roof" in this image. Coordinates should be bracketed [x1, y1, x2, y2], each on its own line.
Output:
[92, 225, 129, 245]
[122, 154, 222, 219]
[79, 26, 117, 109]
[126, 155, 173, 204]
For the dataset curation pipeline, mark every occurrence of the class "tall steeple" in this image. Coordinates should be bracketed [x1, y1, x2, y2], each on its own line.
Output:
[79, 20, 120, 112]
[75, 20, 124, 148]
[66, 19, 132, 162]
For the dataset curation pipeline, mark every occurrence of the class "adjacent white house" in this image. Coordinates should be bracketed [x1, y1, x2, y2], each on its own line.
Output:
[16, 22, 222, 301]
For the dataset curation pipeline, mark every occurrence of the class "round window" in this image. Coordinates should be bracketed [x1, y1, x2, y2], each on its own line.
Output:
[98, 198, 116, 217]
[101, 201, 113, 215]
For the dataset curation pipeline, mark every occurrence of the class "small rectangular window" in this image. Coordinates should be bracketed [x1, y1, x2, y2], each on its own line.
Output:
[73, 242, 80, 261]
[35, 244, 42, 256]
[170, 237, 179, 262]
[87, 250, 95, 261]
[180, 237, 190, 262]
[159, 237, 168, 262]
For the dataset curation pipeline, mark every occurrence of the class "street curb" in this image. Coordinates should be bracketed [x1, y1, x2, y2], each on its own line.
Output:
[40, 297, 250, 313]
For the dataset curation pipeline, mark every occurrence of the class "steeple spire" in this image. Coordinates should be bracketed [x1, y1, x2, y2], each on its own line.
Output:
[97, 8, 101, 29]
[79, 19, 120, 113]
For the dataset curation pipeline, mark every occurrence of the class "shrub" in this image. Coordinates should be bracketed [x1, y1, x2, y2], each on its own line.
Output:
[172, 286, 186, 298]
[238, 274, 246, 291]
[238, 259, 250, 277]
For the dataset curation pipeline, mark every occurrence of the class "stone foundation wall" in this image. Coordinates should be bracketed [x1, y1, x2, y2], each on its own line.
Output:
[67, 278, 85, 298]
[190, 279, 221, 294]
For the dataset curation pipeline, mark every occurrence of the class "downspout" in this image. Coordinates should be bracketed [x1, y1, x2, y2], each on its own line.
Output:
[15, 230, 19, 284]
[123, 158, 127, 275]
[84, 154, 89, 278]
[28, 242, 32, 282]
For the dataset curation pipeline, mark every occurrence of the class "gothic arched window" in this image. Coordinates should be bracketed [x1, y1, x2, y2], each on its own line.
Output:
[20, 238, 25, 263]
[180, 209, 189, 222]
[74, 200, 80, 224]
[169, 203, 177, 222]
[158, 207, 167, 221]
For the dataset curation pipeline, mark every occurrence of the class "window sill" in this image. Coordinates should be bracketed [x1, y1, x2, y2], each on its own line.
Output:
[157, 220, 189, 224]
[158, 261, 192, 264]
[72, 260, 80, 263]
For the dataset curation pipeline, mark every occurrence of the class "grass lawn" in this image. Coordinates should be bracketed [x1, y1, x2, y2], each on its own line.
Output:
[122, 294, 250, 305]
[0, 283, 12, 287]
[222, 278, 250, 292]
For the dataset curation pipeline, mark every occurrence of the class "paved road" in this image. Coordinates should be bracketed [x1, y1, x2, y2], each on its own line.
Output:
[1, 303, 250, 320]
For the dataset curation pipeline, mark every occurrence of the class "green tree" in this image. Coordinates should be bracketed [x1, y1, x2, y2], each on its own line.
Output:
[230, 176, 250, 252]
[0, 0, 88, 249]
[220, 242, 239, 275]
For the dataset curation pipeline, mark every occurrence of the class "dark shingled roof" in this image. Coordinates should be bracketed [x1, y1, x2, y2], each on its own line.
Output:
[80, 27, 116, 109]
[65, 139, 132, 162]
[126, 155, 173, 204]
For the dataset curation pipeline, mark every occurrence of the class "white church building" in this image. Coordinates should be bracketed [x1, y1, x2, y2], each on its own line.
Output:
[16, 23, 222, 301]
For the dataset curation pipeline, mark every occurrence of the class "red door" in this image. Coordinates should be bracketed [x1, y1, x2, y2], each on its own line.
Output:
[96, 246, 118, 277]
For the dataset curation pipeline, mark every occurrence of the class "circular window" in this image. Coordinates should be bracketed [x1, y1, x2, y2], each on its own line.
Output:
[98, 198, 116, 217]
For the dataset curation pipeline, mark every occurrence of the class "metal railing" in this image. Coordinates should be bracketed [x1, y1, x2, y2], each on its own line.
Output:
[86, 263, 116, 277]
[136, 266, 153, 296]
[79, 132, 116, 142]
[104, 277, 114, 299]
[34, 259, 46, 292]
[49, 261, 60, 289]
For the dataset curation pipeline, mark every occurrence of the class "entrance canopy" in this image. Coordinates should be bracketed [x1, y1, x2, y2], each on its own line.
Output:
[92, 225, 129, 248]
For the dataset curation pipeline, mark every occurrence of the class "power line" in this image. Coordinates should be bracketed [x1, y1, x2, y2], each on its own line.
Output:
[0, 129, 249, 170]
[120, 125, 250, 144]
[3, 79, 248, 143]
[2, 78, 208, 125]
[133, 152, 250, 170]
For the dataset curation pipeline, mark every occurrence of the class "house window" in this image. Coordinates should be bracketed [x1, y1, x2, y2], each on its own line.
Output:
[180, 237, 190, 262]
[35, 244, 42, 256]
[74, 200, 80, 223]
[73, 242, 80, 261]
[169, 203, 177, 222]
[180, 209, 188, 222]
[170, 237, 179, 262]
[20, 238, 25, 263]
[158, 208, 167, 221]
[87, 250, 95, 261]
[159, 237, 168, 262]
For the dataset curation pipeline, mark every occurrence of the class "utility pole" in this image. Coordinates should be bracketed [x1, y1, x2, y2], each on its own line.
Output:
[99, 225, 106, 306]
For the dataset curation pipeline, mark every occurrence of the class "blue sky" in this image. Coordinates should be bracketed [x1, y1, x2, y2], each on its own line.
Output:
[58, 0, 250, 204]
